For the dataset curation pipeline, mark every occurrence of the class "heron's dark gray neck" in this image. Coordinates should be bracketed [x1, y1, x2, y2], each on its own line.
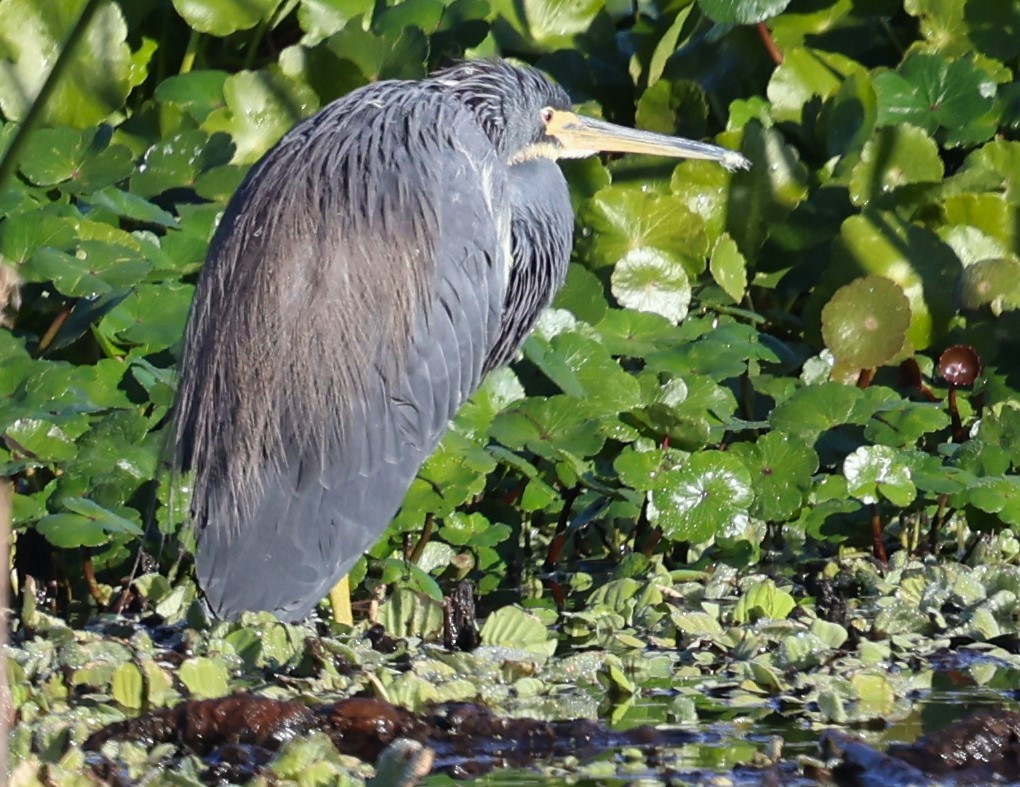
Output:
[484, 158, 572, 370]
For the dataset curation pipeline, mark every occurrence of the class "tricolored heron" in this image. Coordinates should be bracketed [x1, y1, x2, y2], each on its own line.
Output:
[172, 59, 749, 622]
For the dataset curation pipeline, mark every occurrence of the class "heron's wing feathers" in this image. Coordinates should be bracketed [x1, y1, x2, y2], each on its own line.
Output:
[174, 84, 509, 620]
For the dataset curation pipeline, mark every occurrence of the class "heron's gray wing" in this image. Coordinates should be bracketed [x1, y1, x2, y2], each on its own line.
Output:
[174, 84, 509, 620]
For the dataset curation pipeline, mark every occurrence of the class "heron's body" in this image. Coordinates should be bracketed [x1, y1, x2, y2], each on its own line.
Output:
[173, 60, 747, 621]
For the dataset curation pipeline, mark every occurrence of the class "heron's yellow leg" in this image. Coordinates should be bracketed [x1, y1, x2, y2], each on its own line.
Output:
[329, 575, 353, 625]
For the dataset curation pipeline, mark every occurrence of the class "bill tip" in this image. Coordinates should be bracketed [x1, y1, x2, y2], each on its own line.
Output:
[721, 150, 752, 172]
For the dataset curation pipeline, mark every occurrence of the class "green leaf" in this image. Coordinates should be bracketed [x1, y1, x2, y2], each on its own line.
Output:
[730, 432, 818, 522]
[85, 189, 179, 228]
[769, 382, 864, 436]
[957, 140, 1020, 203]
[960, 258, 1020, 315]
[610, 248, 692, 324]
[490, 0, 603, 52]
[822, 71, 878, 158]
[851, 671, 897, 719]
[111, 662, 144, 710]
[670, 160, 734, 245]
[874, 53, 998, 147]
[733, 578, 796, 623]
[172, 0, 283, 35]
[697, 0, 791, 25]
[830, 211, 961, 350]
[865, 402, 951, 448]
[19, 127, 134, 193]
[131, 130, 236, 198]
[99, 283, 193, 352]
[202, 68, 319, 164]
[647, 6, 694, 87]
[821, 276, 911, 369]
[766, 47, 865, 124]
[298, 0, 374, 44]
[709, 233, 747, 303]
[479, 605, 556, 659]
[650, 450, 753, 543]
[977, 405, 1020, 469]
[3, 418, 77, 465]
[178, 657, 229, 699]
[960, 476, 1020, 526]
[844, 445, 916, 507]
[848, 125, 944, 208]
[725, 121, 809, 255]
[0, 213, 76, 265]
[904, 0, 1020, 62]
[154, 71, 229, 123]
[597, 311, 686, 360]
[580, 185, 708, 274]
[635, 78, 709, 139]
[454, 367, 525, 437]
[378, 586, 444, 639]
[614, 444, 668, 493]
[32, 239, 151, 297]
[398, 433, 492, 520]
[0, 0, 135, 127]
[35, 513, 107, 548]
[526, 332, 641, 411]
[553, 264, 608, 325]
[489, 395, 605, 461]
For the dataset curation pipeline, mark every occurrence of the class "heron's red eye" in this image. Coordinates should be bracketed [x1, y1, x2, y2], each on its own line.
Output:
[540, 107, 554, 123]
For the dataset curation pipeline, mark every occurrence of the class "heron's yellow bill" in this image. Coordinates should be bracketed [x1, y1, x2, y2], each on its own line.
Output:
[546, 110, 750, 172]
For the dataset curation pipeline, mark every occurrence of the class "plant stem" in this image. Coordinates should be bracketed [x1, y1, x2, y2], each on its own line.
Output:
[870, 503, 887, 565]
[179, 28, 200, 74]
[755, 22, 783, 66]
[35, 303, 73, 356]
[407, 512, 434, 564]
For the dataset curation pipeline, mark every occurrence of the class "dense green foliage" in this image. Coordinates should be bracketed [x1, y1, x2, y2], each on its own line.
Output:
[1, 0, 1018, 622]
[4, 0, 1020, 783]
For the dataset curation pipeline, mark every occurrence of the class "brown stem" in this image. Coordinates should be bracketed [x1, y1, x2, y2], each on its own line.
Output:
[634, 498, 663, 557]
[543, 485, 580, 573]
[755, 22, 783, 65]
[947, 385, 966, 442]
[407, 513, 434, 564]
[870, 503, 887, 566]
[82, 549, 106, 606]
[856, 367, 876, 389]
[35, 303, 73, 356]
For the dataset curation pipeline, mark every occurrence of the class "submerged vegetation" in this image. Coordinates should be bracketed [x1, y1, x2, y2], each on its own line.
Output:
[2, 0, 1019, 782]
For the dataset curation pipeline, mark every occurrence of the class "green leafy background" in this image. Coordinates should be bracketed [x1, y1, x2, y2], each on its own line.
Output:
[3, 0, 1020, 782]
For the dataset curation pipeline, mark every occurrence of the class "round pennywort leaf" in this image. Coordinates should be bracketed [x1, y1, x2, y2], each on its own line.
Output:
[821, 275, 911, 370]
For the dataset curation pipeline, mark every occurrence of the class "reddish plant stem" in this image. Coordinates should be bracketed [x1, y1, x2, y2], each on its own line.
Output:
[870, 503, 887, 566]
[35, 303, 73, 356]
[543, 485, 580, 573]
[82, 549, 107, 606]
[947, 386, 966, 442]
[756, 22, 783, 65]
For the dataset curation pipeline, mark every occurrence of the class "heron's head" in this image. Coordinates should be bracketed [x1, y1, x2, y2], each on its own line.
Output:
[433, 59, 750, 172]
